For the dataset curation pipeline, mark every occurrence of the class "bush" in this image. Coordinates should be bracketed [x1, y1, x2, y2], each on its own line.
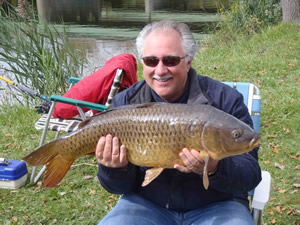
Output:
[216, 0, 282, 37]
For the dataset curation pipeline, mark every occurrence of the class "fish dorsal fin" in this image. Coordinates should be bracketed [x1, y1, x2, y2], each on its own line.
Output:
[142, 167, 164, 187]
[77, 108, 117, 129]
[135, 103, 157, 108]
[77, 118, 91, 129]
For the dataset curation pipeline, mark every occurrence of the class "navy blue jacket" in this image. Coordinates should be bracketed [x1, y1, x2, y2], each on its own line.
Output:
[97, 68, 261, 212]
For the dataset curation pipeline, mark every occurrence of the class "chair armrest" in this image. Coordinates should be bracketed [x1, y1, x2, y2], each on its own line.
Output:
[49, 95, 109, 112]
[68, 77, 81, 84]
[251, 171, 272, 210]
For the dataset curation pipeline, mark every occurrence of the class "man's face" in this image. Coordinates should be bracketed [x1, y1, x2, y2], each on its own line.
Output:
[142, 29, 192, 102]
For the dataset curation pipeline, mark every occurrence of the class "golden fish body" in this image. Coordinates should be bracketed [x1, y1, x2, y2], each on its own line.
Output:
[23, 103, 260, 188]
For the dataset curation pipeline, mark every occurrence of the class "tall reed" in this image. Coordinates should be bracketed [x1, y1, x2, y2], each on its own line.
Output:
[0, 4, 87, 105]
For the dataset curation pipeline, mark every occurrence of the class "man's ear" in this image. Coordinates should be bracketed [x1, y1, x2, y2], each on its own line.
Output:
[186, 57, 193, 72]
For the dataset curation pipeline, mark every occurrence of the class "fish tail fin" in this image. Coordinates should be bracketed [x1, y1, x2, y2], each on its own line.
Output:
[23, 139, 74, 187]
[44, 155, 74, 187]
[22, 140, 59, 166]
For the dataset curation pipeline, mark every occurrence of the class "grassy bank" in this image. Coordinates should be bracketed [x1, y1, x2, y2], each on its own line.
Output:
[0, 23, 299, 224]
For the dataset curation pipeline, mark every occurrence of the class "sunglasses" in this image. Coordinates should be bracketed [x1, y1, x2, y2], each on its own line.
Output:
[142, 55, 187, 67]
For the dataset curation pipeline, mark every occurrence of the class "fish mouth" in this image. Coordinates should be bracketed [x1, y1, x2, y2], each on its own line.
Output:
[248, 136, 261, 149]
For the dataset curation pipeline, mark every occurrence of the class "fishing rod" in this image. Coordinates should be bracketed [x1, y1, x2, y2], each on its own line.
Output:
[0, 76, 49, 101]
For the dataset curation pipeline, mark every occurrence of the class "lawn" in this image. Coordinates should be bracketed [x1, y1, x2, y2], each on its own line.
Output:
[0, 23, 299, 224]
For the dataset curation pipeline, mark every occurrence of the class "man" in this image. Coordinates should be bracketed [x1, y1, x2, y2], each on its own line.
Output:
[96, 20, 261, 225]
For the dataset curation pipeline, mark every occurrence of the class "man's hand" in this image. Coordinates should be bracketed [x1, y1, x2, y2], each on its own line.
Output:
[95, 134, 128, 168]
[174, 148, 219, 175]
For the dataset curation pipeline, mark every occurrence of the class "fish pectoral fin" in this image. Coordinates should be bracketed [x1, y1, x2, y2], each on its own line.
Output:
[142, 167, 164, 187]
[203, 154, 210, 190]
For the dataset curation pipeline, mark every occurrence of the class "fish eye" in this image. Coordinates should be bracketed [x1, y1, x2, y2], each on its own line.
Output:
[232, 130, 241, 138]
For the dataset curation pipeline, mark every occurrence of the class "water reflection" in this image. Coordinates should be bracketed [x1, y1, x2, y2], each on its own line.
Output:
[38, 0, 231, 27]
[37, 0, 231, 71]
[69, 38, 137, 74]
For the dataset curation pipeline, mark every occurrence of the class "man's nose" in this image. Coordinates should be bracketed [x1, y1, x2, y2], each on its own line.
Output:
[154, 60, 168, 75]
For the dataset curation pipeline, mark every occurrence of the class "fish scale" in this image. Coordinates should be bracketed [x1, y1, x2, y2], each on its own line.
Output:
[23, 103, 260, 188]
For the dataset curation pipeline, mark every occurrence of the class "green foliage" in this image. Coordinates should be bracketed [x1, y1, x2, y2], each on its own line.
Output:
[216, 0, 282, 39]
[0, 5, 87, 106]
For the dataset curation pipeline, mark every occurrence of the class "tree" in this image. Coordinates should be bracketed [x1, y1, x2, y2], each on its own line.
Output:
[281, 0, 300, 24]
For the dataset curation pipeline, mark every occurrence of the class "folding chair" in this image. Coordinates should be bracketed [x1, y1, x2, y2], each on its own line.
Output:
[223, 82, 271, 225]
[30, 68, 125, 184]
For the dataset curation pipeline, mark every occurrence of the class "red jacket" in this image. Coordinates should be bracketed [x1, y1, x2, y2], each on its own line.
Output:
[53, 53, 137, 119]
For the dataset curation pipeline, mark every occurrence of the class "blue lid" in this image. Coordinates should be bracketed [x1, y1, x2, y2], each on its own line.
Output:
[0, 160, 28, 180]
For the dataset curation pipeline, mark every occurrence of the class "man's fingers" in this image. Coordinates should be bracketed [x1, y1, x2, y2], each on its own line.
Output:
[179, 148, 191, 164]
[96, 136, 106, 162]
[103, 134, 113, 161]
[111, 137, 120, 163]
[191, 149, 204, 163]
[174, 164, 191, 173]
[119, 145, 127, 164]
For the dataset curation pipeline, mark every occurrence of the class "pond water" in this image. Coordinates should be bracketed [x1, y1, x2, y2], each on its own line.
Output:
[41, 0, 233, 70]
[1, 0, 232, 104]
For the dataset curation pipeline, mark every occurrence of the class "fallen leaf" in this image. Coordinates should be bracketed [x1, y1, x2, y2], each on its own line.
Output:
[269, 208, 274, 215]
[275, 162, 285, 170]
[272, 218, 276, 224]
[83, 175, 93, 180]
[261, 68, 266, 73]
[291, 153, 300, 160]
[264, 161, 271, 164]
[90, 189, 97, 195]
[288, 62, 295, 67]
[12, 217, 18, 222]
[287, 208, 296, 215]
[278, 189, 286, 193]
[267, 134, 278, 138]
[5, 133, 14, 137]
[270, 142, 279, 153]
[257, 80, 262, 86]
[283, 128, 292, 134]
[293, 184, 300, 188]
[291, 190, 298, 194]
[275, 206, 282, 213]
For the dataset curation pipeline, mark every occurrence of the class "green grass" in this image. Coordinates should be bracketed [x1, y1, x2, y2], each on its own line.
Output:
[194, 23, 300, 224]
[0, 23, 299, 224]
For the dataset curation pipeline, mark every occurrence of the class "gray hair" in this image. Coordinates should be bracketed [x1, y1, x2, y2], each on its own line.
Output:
[136, 20, 196, 61]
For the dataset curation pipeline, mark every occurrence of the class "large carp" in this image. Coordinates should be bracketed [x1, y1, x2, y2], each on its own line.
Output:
[23, 103, 260, 189]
